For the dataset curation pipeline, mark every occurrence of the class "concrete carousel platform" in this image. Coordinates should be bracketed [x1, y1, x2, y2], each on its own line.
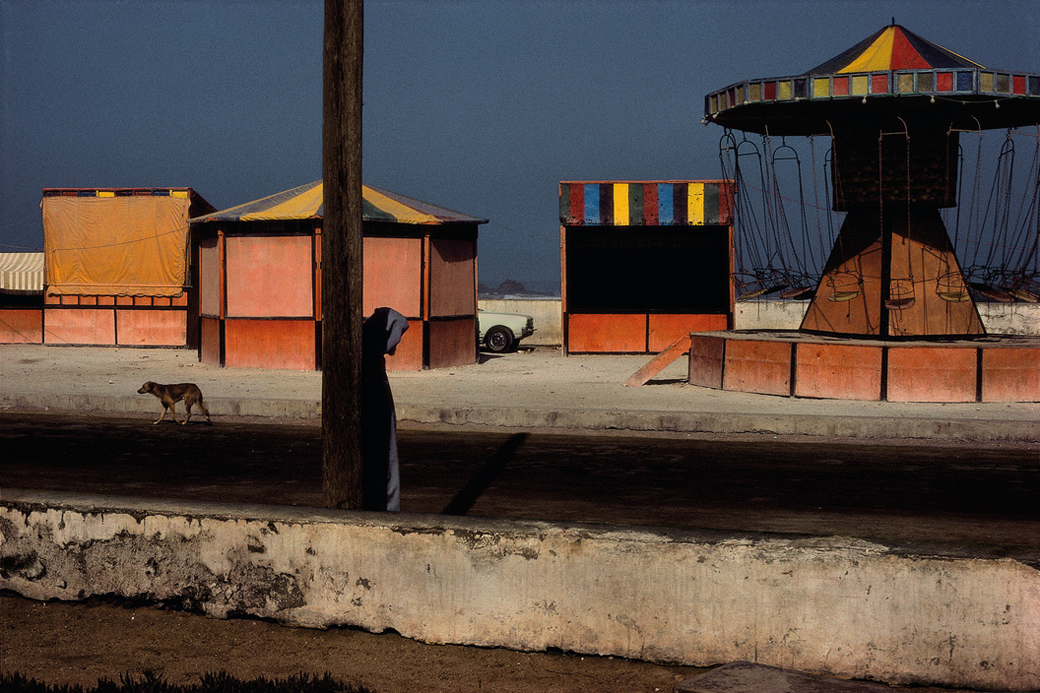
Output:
[688, 330, 1040, 402]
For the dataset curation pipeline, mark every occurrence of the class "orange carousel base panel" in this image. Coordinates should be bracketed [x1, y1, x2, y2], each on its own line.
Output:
[688, 331, 1039, 403]
[568, 313, 728, 354]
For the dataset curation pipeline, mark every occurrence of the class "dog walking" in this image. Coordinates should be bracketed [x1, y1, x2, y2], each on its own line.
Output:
[137, 382, 211, 425]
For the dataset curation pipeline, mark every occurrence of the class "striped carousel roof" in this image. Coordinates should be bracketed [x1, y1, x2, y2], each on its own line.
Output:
[703, 24, 1040, 136]
[190, 180, 487, 225]
[806, 24, 981, 74]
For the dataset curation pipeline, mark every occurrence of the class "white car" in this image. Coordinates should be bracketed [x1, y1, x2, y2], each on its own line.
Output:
[478, 310, 535, 353]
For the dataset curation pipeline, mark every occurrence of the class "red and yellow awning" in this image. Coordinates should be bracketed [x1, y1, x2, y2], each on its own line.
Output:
[191, 180, 487, 225]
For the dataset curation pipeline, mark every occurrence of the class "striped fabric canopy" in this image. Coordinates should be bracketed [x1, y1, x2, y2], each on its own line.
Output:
[191, 180, 487, 225]
[0, 252, 44, 294]
[559, 181, 733, 227]
[807, 24, 982, 75]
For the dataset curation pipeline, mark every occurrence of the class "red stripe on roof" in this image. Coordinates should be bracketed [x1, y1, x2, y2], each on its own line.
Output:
[890, 27, 931, 70]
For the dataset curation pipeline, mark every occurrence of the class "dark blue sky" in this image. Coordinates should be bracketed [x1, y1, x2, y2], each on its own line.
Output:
[2, 0, 1037, 290]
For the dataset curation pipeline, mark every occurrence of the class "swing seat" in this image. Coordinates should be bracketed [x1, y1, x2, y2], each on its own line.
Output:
[937, 290, 970, 302]
[885, 280, 916, 310]
[937, 273, 970, 302]
[973, 283, 1014, 302]
[781, 285, 815, 300]
[885, 297, 916, 309]
[826, 272, 861, 302]
[739, 287, 769, 299]
[1007, 287, 1038, 303]
[829, 290, 860, 302]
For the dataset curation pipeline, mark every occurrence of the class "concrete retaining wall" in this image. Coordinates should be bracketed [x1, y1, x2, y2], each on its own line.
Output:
[479, 298, 562, 347]
[2, 490, 1037, 691]
[734, 300, 812, 331]
[479, 299, 1039, 345]
[735, 300, 1040, 335]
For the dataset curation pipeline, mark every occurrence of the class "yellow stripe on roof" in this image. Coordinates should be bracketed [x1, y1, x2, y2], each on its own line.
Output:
[839, 26, 895, 73]
[688, 182, 705, 225]
[362, 185, 439, 223]
[613, 184, 629, 225]
[241, 183, 323, 220]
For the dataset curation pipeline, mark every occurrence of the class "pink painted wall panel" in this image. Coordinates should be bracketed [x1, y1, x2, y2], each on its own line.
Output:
[0, 309, 43, 344]
[981, 347, 1040, 402]
[429, 238, 476, 318]
[363, 236, 422, 318]
[384, 319, 424, 372]
[226, 236, 313, 318]
[794, 343, 883, 400]
[116, 309, 187, 346]
[43, 308, 116, 345]
[199, 236, 222, 317]
[199, 317, 222, 366]
[723, 339, 792, 396]
[224, 319, 315, 370]
[427, 318, 478, 369]
[886, 346, 977, 402]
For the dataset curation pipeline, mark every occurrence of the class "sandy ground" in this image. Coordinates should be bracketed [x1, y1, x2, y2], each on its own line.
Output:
[0, 591, 991, 693]
[3, 343, 1037, 434]
[1, 593, 701, 692]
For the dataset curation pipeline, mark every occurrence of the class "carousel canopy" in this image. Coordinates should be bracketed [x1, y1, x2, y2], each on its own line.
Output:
[703, 23, 1040, 136]
[191, 180, 488, 225]
[807, 24, 981, 74]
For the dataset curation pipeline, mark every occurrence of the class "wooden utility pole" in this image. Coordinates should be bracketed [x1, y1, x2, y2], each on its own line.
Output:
[321, 0, 364, 508]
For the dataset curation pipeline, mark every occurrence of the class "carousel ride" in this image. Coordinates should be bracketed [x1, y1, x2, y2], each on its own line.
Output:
[693, 23, 1039, 400]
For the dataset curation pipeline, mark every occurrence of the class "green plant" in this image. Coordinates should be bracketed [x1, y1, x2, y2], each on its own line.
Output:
[0, 671, 370, 693]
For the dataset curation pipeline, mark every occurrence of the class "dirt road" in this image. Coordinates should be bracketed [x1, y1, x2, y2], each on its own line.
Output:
[1, 593, 698, 692]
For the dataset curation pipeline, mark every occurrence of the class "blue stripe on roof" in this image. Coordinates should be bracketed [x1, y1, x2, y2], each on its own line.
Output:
[584, 184, 599, 224]
[657, 184, 674, 224]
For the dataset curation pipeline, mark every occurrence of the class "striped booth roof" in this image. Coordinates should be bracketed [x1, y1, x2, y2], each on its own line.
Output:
[190, 180, 487, 225]
[0, 252, 44, 294]
[703, 24, 1040, 136]
[559, 181, 733, 227]
[42, 188, 197, 199]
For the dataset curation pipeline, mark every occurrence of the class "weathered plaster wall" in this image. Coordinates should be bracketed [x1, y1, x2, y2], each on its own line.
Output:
[735, 300, 1040, 335]
[2, 490, 1037, 691]
[734, 300, 812, 331]
[977, 302, 1040, 336]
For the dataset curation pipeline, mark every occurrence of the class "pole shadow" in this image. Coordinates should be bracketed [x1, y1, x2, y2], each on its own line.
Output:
[441, 432, 529, 516]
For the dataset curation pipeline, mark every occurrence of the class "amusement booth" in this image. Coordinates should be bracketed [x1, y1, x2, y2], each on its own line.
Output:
[190, 180, 487, 371]
[559, 180, 735, 354]
[697, 23, 1039, 402]
[40, 188, 215, 347]
[0, 252, 44, 344]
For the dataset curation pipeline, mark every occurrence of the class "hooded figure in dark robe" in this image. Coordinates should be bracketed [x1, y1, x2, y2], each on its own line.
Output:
[361, 307, 408, 511]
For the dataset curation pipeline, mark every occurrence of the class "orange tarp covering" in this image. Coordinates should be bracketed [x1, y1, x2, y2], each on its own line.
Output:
[43, 196, 191, 296]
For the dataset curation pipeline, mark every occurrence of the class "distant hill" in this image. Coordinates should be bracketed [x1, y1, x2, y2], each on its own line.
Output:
[478, 278, 560, 298]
